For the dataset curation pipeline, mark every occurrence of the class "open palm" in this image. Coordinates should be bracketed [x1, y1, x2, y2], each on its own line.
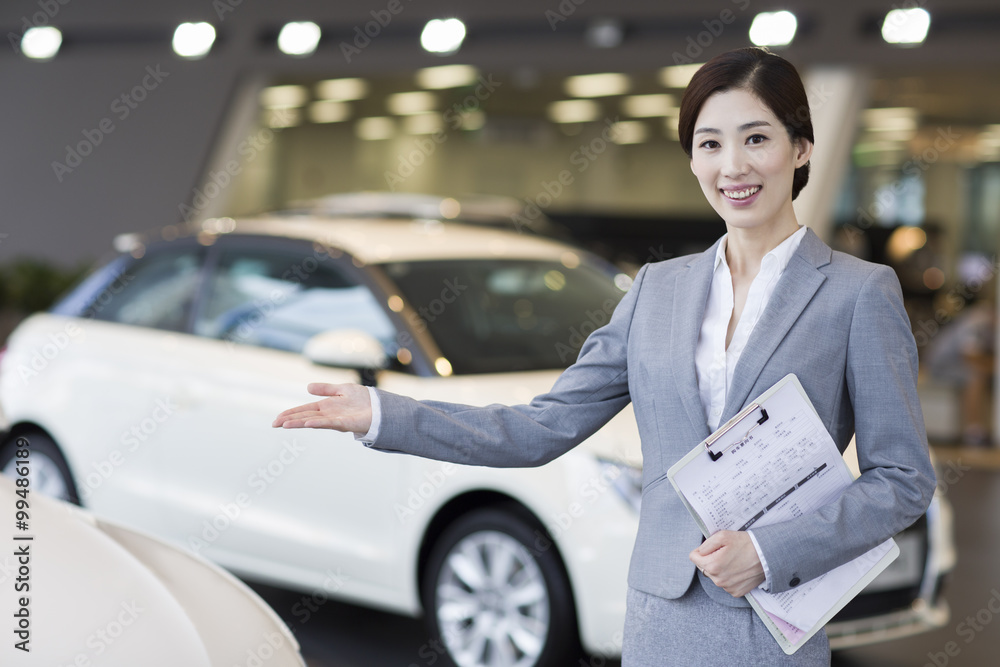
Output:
[272, 383, 373, 435]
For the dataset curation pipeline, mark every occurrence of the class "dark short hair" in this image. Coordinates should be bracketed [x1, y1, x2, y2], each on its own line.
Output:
[678, 47, 814, 200]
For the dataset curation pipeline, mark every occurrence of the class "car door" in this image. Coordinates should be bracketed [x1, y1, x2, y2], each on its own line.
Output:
[150, 237, 409, 594]
[48, 241, 209, 533]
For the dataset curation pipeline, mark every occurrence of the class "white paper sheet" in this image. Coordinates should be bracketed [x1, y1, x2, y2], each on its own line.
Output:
[669, 376, 898, 639]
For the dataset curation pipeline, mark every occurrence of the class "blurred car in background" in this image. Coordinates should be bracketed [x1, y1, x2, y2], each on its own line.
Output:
[0, 205, 954, 666]
[0, 472, 305, 666]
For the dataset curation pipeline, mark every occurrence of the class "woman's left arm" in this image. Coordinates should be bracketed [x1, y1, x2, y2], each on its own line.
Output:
[748, 264, 937, 594]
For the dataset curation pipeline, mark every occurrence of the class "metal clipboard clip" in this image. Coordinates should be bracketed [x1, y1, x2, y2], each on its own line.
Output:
[704, 403, 769, 461]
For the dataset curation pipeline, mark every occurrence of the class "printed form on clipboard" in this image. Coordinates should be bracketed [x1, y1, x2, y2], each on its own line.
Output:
[667, 373, 898, 655]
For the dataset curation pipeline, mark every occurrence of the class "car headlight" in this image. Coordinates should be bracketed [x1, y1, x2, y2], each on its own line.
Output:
[598, 458, 643, 513]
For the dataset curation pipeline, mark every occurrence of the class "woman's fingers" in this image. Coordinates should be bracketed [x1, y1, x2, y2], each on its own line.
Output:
[272, 383, 373, 434]
[271, 402, 321, 426]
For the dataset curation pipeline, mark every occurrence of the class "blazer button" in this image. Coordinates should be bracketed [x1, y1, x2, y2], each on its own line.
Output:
[789, 577, 801, 587]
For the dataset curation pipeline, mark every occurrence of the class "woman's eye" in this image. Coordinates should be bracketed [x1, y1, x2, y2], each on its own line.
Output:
[699, 140, 720, 149]
[747, 134, 768, 145]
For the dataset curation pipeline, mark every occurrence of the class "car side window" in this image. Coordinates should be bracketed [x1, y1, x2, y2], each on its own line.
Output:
[87, 248, 205, 332]
[194, 247, 397, 354]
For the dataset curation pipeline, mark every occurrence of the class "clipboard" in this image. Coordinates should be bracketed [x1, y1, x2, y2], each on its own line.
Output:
[667, 374, 899, 654]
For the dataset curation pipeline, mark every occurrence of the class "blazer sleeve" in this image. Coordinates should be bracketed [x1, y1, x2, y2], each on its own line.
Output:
[752, 265, 937, 593]
[366, 264, 649, 467]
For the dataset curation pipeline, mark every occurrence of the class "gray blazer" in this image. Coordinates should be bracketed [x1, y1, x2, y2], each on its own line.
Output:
[371, 228, 937, 606]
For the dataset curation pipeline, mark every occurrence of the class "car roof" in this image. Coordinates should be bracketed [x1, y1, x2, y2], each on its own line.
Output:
[187, 215, 583, 265]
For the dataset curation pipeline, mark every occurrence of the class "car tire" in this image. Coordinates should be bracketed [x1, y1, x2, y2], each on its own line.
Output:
[422, 504, 578, 667]
[0, 431, 80, 504]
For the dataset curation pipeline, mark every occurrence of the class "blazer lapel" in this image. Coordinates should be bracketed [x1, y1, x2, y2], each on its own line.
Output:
[722, 229, 833, 418]
[669, 238, 720, 438]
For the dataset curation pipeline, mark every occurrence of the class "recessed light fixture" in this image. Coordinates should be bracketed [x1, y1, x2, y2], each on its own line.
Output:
[416, 64, 479, 89]
[862, 107, 919, 132]
[172, 22, 216, 59]
[315, 78, 369, 101]
[420, 18, 466, 55]
[749, 11, 798, 47]
[548, 100, 601, 124]
[585, 18, 625, 49]
[564, 73, 630, 97]
[659, 64, 703, 89]
[882, 8, 931, 45]
[21, 26, 62, 60]
[277, 21, 321, 56]
[882, 7, 931, 46]
[259, 85, 309, 109]
[610, 121, 649, 145]
[387, 91, 437, 115]
[308, 101, 351, 124]
[622, 94, 677, 118]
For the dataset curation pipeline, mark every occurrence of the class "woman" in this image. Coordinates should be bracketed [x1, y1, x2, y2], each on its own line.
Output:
[273, 47, 936, 666]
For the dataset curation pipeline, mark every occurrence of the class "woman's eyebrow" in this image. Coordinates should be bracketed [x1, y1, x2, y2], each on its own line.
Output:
[694, 120, 773, 135]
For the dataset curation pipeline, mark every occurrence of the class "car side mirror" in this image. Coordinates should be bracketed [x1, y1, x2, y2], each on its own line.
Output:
[303, 330, 388, 385]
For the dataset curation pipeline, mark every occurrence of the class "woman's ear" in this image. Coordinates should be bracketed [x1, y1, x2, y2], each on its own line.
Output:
[794, 138, 813, 168]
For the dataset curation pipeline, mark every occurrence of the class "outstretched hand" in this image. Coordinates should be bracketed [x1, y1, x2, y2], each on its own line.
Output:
[272, 383, 373, 435]
[689, 530, 765, 597]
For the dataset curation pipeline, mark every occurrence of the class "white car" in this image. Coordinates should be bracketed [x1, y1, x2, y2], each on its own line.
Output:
[0, 471, 305, 666]
[0, 211, 953, 665]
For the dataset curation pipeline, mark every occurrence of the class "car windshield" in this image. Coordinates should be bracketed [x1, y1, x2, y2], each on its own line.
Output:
[382, 257, 629, 374]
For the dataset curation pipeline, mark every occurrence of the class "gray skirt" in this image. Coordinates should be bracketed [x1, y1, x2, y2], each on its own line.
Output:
[621, 578, 830, 667]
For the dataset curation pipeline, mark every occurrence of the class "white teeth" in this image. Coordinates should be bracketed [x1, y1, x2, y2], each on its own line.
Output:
[724, 186, 761, 200]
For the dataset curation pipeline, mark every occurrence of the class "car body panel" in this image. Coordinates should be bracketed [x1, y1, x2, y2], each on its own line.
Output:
[0, 474, 304, 666]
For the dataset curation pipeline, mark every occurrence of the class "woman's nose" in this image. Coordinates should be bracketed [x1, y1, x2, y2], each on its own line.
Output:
[721, 146, 750, 178]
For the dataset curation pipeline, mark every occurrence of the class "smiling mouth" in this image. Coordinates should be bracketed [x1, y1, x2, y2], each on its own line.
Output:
[722, 186, 762, 200]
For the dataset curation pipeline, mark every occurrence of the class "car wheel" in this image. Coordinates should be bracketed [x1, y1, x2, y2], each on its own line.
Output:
[0, 432, 79, 504]
[422, 505, 578, 667]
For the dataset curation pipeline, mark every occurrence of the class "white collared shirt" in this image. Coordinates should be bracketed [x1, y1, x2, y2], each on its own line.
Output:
[694, 224, 807, 589]
[695, 226, 807, 431]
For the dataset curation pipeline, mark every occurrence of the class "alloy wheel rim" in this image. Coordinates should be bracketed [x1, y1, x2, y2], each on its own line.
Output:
[435, 530, 550, 667]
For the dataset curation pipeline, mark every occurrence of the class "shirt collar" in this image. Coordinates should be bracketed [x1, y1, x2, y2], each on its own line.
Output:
[714, 225, 807, 274]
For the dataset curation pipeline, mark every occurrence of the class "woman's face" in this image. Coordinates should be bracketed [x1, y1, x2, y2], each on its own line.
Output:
[689, 88, 812, 233]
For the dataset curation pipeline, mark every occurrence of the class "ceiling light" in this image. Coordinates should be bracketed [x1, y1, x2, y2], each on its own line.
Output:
[862, 107, 919, 132]
[277, 21, 321, 56]
[610, 121, 649, 145]
[420, 18, 466, 55]
[882, 8, 931, 45]
[585, 18, 625, 49]
[387, 91, 437, 115]
[416, 64, 479, 89]
[548, 100, 601, 124]
[308, 101, 350, 124]
[749, 11, 798, 47]
[564, 73, 630, 97]
[622, 94, 676, 117]
[172, 22, 216, 59]
[659, 63, 703, 88]
[356, 117, 395, 140]
[21, 26, 62, 60]
[315, 78, 368, 101]
[259, 85, 309, 109]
